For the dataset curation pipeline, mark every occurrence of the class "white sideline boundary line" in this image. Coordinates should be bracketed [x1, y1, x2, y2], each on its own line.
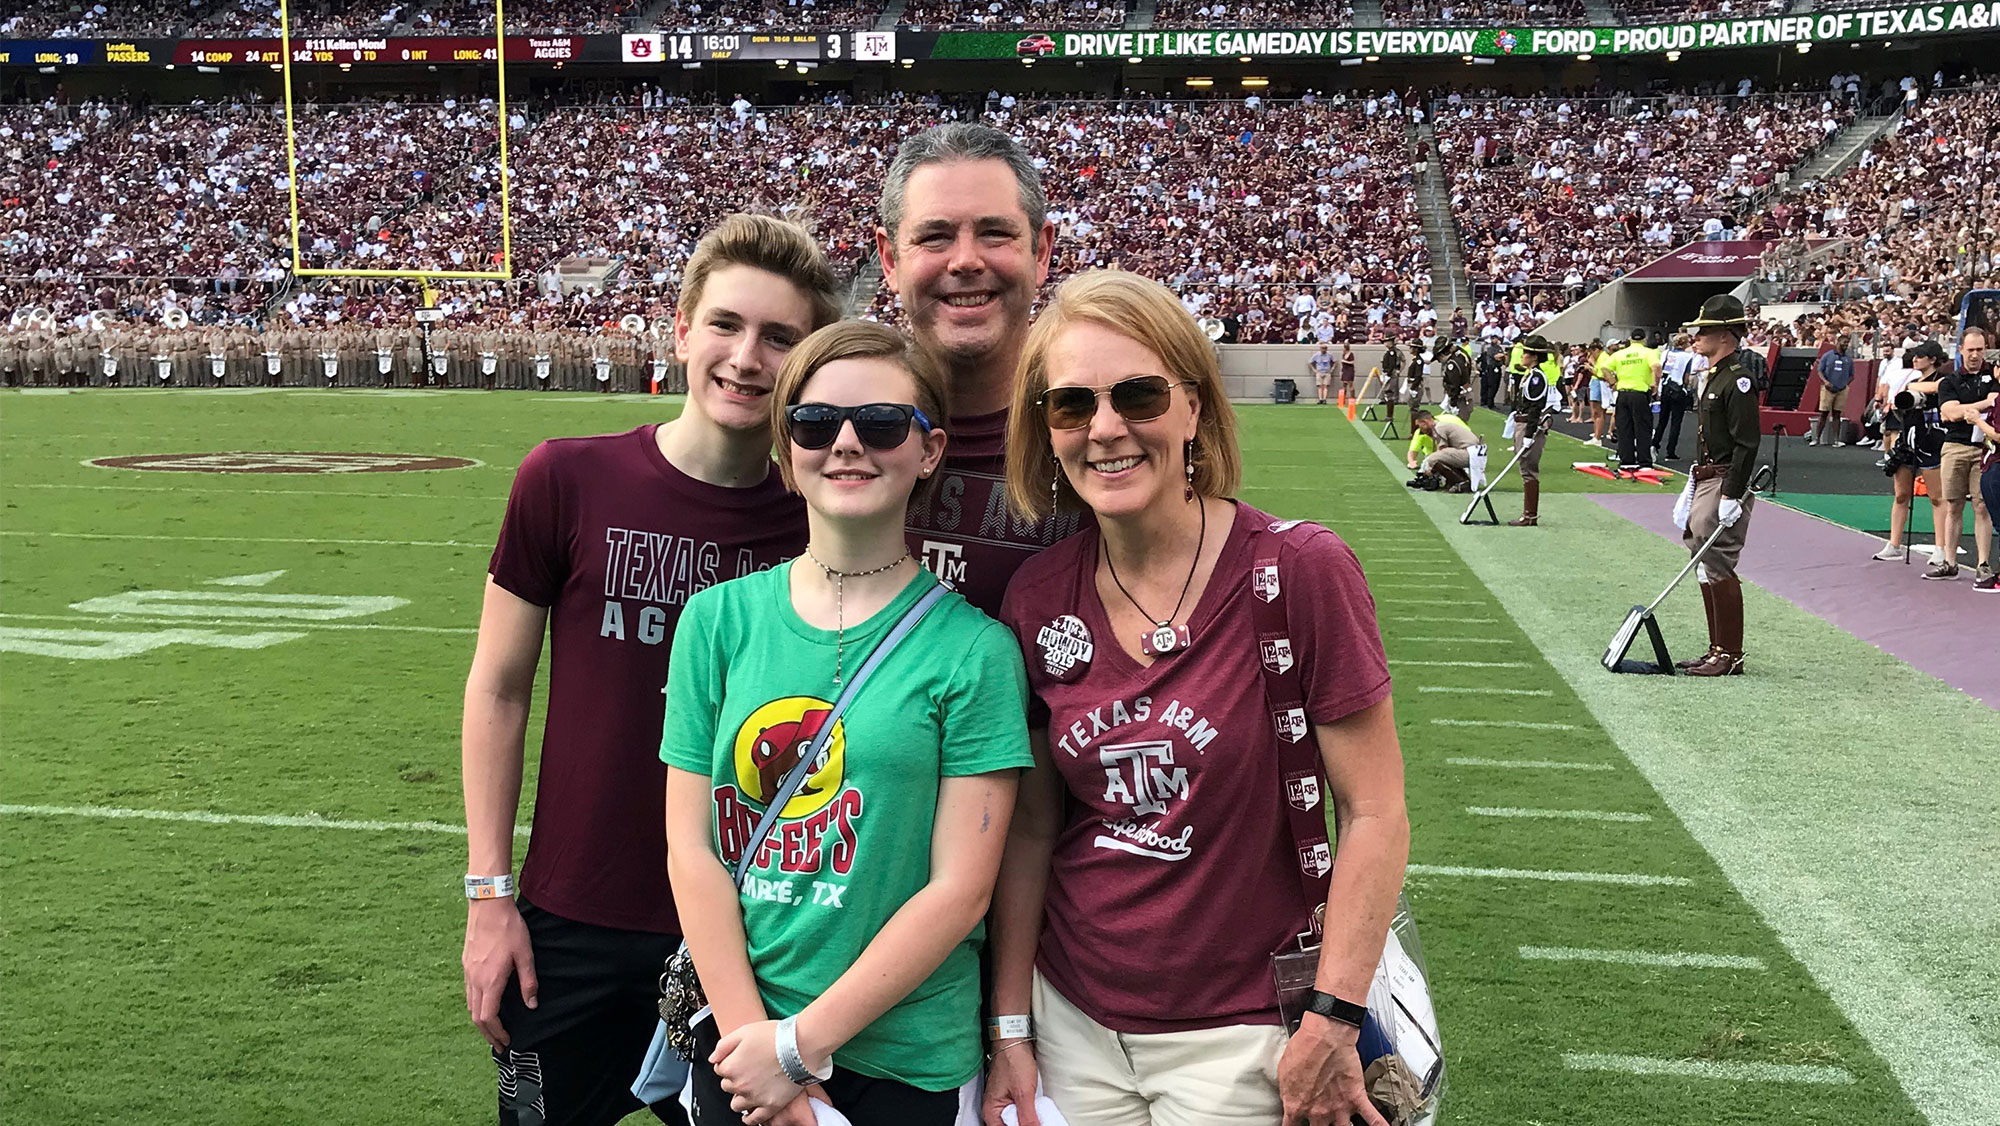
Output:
[1399, 636, 1514, 644]
[1367, 571, 1460, 578]
[1433, 718, 1579, 731]
[1561, 1053, 1854, 1085]
[1520, 946, 1763, 969]
[1418, 686, 1555, 696]
[1470, 806, 1652, 822]
[1350, 414, 1995, 1121]
[0, 612, 475, 636]
[1386, 616, 1501, 624]
[0, 803, 529, 836]
[1446, 757, 1615, 771]
[1407, 864, 1690, 887]
[0, 531, 474, 548]
[1389, 659, 1529, 668]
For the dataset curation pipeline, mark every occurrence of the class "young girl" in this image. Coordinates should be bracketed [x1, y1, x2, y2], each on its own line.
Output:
[663, 321, 1032, 1126]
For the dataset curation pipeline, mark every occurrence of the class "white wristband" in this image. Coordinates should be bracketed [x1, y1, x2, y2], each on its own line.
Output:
[986, 1014, 1033, 1042]
[775, 1016, 830, 1086]
[465, 874, 516, 900]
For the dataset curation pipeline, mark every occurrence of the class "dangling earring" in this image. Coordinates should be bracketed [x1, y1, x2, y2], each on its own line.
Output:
[1050, 455, 1062, 513]
[1184, 439, 1197, 503]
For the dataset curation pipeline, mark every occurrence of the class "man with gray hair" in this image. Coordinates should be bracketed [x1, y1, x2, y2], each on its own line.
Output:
[877, 122, 1075, 616]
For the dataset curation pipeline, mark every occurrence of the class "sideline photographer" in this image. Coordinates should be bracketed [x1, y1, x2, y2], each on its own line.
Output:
[1874, 340, 1947, 563]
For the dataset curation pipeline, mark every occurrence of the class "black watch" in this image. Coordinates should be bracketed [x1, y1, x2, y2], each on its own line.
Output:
[1305, 990, 1367, 1029]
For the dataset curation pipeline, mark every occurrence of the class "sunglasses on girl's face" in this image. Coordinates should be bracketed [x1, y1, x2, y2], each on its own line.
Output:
[1037, 375, 1191, 430]
[785, 402, 933, 450]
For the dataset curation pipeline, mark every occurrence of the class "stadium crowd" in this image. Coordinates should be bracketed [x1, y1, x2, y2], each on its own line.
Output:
[899, 0, 1124, 29]
[1433, 91, 1853, 297]
[1750, 83, 2000, 339]
[9, 0, 1870, 35]
[1379, 0, 1582, 29]
[5, 72, 1995, 377]
[1150, 0, 1352, 28]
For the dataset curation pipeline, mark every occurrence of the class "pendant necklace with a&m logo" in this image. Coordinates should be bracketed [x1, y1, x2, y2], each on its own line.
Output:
[1105, 495, 1204, 657]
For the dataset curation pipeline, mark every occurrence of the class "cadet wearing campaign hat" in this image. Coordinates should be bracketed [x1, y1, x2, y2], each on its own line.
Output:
[1671, 296, 1763, 676]
[1506, 334, 1564, 526]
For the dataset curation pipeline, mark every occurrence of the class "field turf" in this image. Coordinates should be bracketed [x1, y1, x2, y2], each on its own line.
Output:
[1, 388, 1981, 1125]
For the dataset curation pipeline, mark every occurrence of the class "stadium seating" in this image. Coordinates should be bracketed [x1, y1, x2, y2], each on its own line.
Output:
[1380, 0, 1582, 29]
[898, 0, 1125, 29]
[1432, 93, 1852, 298]
[1151, 0, 1353, 28]
[1751, 84, 2000, 335]
[652, 0, 884, 32]
[3, 95, 1430, 345]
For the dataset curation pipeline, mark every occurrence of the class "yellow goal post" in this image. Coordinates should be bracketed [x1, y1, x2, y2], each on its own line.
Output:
[277, 0, 515, 280]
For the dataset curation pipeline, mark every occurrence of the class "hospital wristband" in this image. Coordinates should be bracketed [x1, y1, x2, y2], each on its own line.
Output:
[986, 1015, 1033, 1042]
[464, 874, 516, 900]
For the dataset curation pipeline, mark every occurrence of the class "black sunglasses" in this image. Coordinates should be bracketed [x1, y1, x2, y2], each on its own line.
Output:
[1037, 375, 1190, 430]
[785, 402, 934, 450]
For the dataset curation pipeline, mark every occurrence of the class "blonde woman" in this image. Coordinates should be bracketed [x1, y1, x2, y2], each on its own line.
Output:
[984, 271, 1409, 1126]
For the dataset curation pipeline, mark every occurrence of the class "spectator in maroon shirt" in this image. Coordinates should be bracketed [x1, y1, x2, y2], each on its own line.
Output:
[458, 214, 841, 1126]
[985, 270, 1407, 1126]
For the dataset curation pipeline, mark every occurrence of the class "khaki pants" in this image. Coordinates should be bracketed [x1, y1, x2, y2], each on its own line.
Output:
[1515, 413, 1549, 482]
[1682, 473, 1754, 582]
[1034, 971, 1286, 1126]
[1422, 446, 1470, 476]
[1937, 442, 1983, 502]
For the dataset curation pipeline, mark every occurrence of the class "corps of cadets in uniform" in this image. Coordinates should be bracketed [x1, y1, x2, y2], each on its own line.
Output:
[3, 319, 678, 393]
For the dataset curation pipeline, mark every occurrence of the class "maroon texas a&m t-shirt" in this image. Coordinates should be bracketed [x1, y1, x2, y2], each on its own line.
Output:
[999, 502, 1391, 1033]
[906, 408, 1088, 617]
[489, 424, 806, 934]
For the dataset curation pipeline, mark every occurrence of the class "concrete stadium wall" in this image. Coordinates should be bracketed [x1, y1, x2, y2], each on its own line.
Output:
[1219, 343, 1392, 403]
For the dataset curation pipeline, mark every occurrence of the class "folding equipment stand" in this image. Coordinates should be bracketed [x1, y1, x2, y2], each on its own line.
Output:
[1460, 444, 1526, 526]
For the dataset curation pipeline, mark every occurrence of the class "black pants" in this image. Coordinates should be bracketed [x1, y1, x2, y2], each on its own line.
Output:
[688, 1018, 957, 1126]
[1615, 389, 1654, 469]
[1652, 402, 1686, 458]
[1479, 371, 1499, 407]
[493, 899, 687, 1126]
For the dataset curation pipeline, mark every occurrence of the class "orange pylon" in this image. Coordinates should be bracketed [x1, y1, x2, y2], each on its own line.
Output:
[1914, 474, 1928, 497]
[1345, 399, 1357, 421]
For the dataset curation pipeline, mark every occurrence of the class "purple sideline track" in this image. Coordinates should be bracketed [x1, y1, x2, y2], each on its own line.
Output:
[1593, 493, 1998, 710]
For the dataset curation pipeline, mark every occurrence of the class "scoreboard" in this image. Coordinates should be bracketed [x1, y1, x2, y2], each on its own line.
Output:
[619, 31, 845, 62]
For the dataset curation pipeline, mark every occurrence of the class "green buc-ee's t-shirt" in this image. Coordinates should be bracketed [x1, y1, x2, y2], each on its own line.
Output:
[661, 563, 1033, 1091]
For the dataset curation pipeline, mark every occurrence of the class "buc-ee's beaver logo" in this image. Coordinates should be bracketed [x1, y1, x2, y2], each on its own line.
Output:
[732, 696, 847, 818]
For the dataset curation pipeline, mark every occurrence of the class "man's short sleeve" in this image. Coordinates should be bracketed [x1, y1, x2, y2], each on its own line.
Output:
[939, 618, 1034, 777]
[488, 441, 565, 607]
[660, 589, 722, 773]
[1290, 532, 1393, 725]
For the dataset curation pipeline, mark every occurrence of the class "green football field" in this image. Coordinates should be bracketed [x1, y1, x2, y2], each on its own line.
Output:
[2, 389, 1992, 1126]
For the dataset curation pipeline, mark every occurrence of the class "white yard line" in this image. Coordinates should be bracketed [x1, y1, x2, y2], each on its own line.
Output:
[0, 612, 475, 636]
[1398, 636, 1514, 644]
[7, 483, 505, 501]
[1561, 1053, 1853, 1085]
[1407, 864, 1690, 887]
[1469, 807, 1651, 822]
[1388, 659, 1529, 668]
[0, 531, 474, 548]
[1417, 686, 1555, 696]
[0, 803, 529, 836]
[1432, 717, 1578, 730]
[1520, 946, 1763, 969]
[1445, 757, 1615, 771]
